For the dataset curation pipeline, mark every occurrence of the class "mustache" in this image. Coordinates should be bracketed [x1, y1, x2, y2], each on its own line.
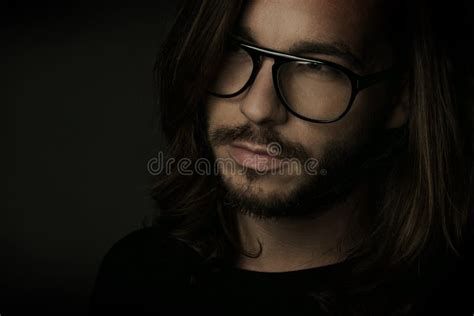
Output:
[208, 123, 310, 161]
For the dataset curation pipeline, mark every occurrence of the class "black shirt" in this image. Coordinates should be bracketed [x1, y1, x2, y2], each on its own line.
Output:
[89, 227, 473, 315]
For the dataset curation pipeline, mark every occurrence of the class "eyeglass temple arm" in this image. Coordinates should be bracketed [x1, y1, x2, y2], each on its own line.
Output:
[356, 69, 397, 91]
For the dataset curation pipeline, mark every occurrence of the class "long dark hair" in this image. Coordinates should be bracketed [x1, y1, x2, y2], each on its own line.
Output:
[150, 0, 473, 314]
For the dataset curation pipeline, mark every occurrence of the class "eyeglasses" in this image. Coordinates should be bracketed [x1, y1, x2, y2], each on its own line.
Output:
[208, 37, 395, 123]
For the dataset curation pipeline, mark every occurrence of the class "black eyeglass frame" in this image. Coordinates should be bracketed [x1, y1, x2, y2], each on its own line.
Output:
[209, 38, 396, 123]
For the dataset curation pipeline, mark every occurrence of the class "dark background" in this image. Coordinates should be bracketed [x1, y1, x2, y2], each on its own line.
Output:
[3, 1, 474, 316]
[4, 2, 180, 315]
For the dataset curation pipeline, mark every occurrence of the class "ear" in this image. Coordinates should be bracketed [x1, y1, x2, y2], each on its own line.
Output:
[384, 78, 410, 129]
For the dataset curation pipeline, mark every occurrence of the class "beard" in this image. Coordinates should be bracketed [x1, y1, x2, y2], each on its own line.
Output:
[206, 120, 405, 220]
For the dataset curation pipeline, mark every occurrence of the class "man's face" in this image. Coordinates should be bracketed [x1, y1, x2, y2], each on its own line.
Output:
[205, 0, 396, 218]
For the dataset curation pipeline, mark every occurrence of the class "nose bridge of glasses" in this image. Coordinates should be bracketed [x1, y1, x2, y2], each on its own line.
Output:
[243, 46, 296, 93]
[239, 47, 276, 93]
[249, 47, 287, 68]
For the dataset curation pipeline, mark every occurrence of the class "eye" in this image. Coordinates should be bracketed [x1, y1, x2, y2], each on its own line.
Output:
[297, 62, 344, 79]
[226, 41, 240, 52]
[223, 42, 249, 62]
[224, 38, 245, 53]
[304, 63, 331, 73]
[306, 63, 323, 71]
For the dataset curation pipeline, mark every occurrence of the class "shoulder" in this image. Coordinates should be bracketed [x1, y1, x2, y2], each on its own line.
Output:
[410, 240, 474, 315]
[89, 226, 202, 315]
[100, 226, 178, 263]
[100, 226, 203, 268]
[95, 226, 204, 279]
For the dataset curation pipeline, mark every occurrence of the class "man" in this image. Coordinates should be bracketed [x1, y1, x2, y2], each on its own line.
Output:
[90, 0, 473, 315]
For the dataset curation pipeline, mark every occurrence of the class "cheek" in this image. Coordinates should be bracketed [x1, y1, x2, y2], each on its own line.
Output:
[348, 85, 391, 127]
[310, 84, 391, 144]
[205, 97, 219, 126]
[205, 97, 241, 131]
[281, 119, 334, 161]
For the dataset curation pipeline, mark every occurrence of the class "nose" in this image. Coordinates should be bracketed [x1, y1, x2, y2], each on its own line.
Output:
[239, 57, 288, 126]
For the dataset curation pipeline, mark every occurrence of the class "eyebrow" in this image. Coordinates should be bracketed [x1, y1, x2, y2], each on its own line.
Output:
[232, 25, 366, 72]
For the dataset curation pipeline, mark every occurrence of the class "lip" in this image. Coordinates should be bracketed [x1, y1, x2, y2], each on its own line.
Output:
[228, 142, 283, 172]
[232, 141, 272, 155]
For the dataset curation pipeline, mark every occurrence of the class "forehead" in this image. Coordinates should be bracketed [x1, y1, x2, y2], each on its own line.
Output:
[237, 0, 390, 69]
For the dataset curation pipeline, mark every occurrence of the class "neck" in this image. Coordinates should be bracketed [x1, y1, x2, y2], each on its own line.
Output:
[236, 181, 368, 272]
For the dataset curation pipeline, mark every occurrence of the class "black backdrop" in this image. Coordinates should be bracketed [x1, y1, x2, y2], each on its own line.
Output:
[3, 1, 474, 315]
[4, 2, 180, 315]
